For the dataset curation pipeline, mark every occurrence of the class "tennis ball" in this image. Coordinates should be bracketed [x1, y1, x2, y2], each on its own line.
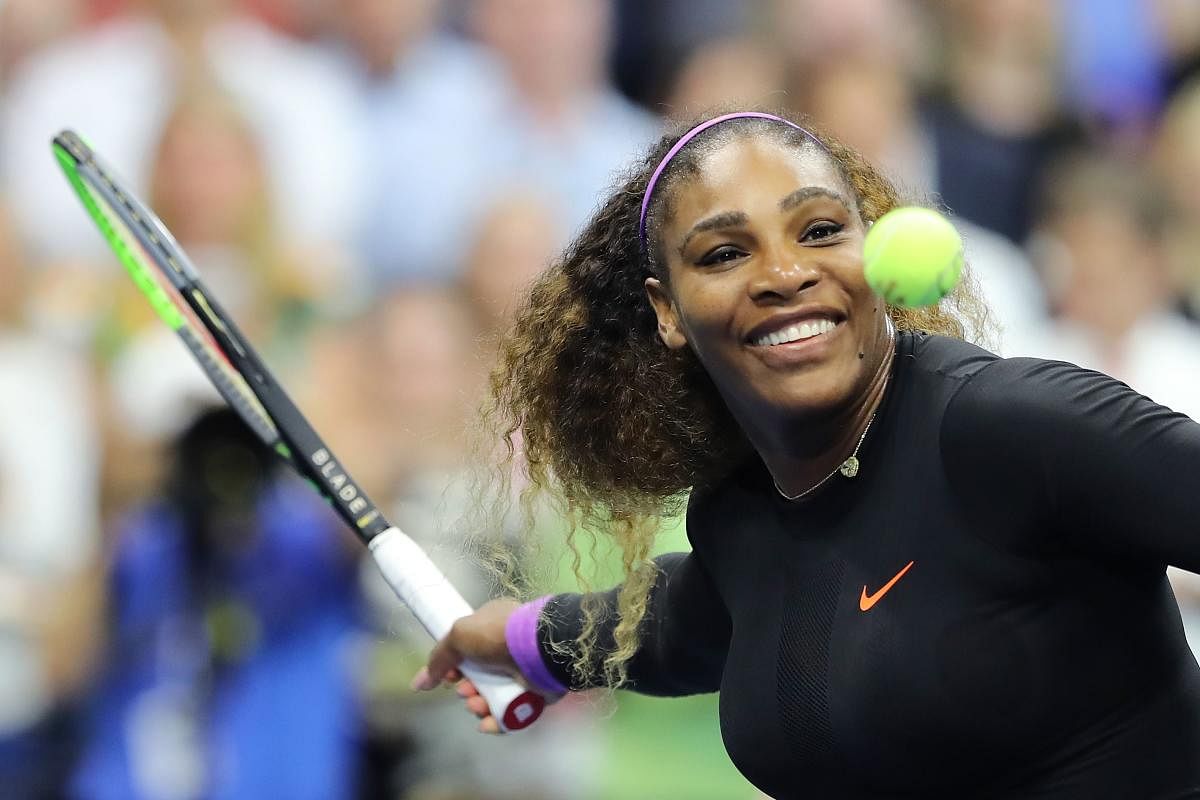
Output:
[862, 207, 963, 308]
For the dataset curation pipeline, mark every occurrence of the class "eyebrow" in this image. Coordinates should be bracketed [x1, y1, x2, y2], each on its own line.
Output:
[677, 187, 855, 256]
[779, 186, 854, 213]
[678, 211, 748, 256]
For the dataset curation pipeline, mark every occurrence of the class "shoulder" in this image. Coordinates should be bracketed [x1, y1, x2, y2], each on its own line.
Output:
[901, 331, 1144, 429]
[903, 331, 1000, 382]
[886, 333, 1002, 432]
[927, 352, 1136, 553]
[944, 354, 1143, 435]
[937, 352, 1180, 492]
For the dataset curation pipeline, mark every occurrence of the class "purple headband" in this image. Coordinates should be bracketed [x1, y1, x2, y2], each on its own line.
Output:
[637, 112, 821, 252]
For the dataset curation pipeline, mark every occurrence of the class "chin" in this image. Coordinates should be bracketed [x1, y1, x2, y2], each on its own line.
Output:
[753, 372, 859, 420]
[707, 341, 868, 422]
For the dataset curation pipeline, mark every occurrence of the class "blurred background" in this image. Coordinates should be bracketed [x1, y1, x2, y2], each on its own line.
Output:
[2, 0, 1200, 797]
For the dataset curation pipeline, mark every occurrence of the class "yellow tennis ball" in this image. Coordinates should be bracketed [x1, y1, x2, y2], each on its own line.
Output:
[863, 207, 963, 308]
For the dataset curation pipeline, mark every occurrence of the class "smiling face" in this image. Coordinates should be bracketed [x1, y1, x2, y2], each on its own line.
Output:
[645, 135, 892, 431]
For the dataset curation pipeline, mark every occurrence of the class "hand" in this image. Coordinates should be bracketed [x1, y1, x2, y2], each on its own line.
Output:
[410, 597, 526, 734]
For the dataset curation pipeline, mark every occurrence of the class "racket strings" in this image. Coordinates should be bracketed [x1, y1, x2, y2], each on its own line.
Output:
[56, 138, 283, 450]
[178, 325, 280, 444]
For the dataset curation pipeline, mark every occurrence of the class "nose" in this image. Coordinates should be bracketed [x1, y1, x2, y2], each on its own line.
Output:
[747, 251, 820, 303]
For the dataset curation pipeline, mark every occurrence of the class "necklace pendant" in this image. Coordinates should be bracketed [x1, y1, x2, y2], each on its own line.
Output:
[839, 456, 860, 478]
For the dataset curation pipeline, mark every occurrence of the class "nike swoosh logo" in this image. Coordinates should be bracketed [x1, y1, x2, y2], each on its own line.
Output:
[859, 560, 915, 611]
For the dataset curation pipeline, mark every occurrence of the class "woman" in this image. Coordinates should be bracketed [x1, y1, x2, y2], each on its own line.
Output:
[413, 111, 1200, 797]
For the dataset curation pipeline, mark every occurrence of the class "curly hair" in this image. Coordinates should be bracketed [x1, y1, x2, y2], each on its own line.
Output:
[481, 109, 991, 687]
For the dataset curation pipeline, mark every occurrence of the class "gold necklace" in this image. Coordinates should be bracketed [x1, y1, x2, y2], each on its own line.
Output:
[771, 410, 878, 502]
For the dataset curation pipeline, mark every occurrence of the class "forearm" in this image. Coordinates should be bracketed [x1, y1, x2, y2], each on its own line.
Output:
[507, 552, 731, 696]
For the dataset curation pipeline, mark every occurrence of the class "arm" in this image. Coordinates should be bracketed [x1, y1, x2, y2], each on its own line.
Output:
[942, 357, 1200, 569]
[415, 550, 731, 731]
[416, 504, 732, 730]
[531, 550, 732, 697]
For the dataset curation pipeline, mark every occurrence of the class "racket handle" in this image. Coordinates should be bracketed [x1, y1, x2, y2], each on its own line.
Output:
[368, 527, 546, 732]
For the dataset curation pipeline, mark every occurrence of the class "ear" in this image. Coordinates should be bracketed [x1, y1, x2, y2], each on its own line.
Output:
[644, 277, 688, 350]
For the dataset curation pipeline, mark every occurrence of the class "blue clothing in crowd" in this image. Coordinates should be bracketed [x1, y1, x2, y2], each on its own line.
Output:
[73, 480, 363, 800]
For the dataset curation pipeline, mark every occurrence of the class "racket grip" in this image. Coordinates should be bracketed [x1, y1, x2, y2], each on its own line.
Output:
[368, 527, 546, 732]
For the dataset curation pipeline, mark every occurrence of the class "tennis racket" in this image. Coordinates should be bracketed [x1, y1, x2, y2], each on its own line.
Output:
[52, 129, 545, 732]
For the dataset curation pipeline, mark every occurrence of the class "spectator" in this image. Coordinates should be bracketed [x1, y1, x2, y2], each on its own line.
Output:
[1154, 0, 1200, 94]
[1154, 76, 1200, 321]
[1060, 0, 1168, 142]
[666, 36, 788, 121]
[73, 407, 364, 800]
[1013, 150, 1200, 420]
[144, 86, 335, 344]
[462, 192, 564, 336]
[0, 0, 84, 89]
[609, 0, 750, 108]
[328, 0, 660, 287]
[767, 0, 928, 74]
[0, 201, 104, 798]
[102, 86, 333, 514]
[467, 0, 661, 235]
[1, 0, 366, 268]
[322, 0, 502, 286]
[923, 0, 1081, 243]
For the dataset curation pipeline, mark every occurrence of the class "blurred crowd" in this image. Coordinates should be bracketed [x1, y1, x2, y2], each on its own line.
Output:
[2, 0, 1200, 798]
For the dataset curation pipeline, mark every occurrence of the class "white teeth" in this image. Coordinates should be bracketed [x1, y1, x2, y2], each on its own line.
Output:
[754, 318, 838, 347]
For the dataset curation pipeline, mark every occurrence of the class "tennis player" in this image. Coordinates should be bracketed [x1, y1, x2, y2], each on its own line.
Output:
[414, 110, 1200, 797]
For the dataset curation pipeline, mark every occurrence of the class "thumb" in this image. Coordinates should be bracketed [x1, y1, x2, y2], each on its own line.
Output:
[413, 634, 464, 691]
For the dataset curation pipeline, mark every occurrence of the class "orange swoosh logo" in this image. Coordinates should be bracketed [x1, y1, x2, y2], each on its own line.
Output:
[859, 560, 915, 611]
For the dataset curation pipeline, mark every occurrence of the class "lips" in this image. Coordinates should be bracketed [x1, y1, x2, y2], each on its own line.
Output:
[753, 318, 837, 347]
[745, 307, 847, 347]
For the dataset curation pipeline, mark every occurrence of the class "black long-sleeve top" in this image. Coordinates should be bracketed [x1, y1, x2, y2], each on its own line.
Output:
[536, 332, 1200, 799]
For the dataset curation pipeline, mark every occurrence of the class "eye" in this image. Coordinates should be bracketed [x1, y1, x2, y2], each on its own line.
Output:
[802, 221, 844, 242]
[697, 245, 746, 266]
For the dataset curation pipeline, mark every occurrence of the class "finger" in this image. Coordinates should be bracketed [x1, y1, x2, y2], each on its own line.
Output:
[478, 715, 501, 735]
[465, 695, 490, 717]
[410, 666, 437, 692]
[446, 668, 463, 683]
[423, 636, 463, 687]
[455, 680, 479, 698]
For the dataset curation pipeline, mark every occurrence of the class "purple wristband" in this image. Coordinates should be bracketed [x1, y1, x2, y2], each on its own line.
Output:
[505, 595, 569, 695]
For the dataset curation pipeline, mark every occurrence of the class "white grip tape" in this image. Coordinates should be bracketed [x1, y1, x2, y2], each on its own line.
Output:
[368, 527, 472, 640]
[368, 527, 543, 732]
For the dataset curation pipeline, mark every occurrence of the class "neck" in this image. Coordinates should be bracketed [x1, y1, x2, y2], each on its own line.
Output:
[755, 328, 896, 499]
